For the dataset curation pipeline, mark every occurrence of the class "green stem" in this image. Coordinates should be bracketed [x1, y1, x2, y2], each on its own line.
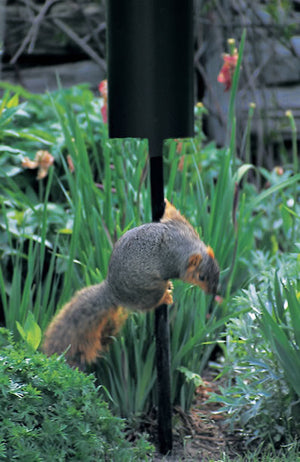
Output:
[226, 29, 246, 142]
[285, 110, 298, 243]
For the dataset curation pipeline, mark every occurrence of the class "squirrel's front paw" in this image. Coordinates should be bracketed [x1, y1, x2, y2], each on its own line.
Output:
[167, 281, 174, 293]
[158, 281, 174, 306]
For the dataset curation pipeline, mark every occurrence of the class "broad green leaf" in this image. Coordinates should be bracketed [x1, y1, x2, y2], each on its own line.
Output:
[16, 312, 42, 351]
[177, 366, 204, 388]
[233, 164, 254, 183]
[251, 174, 300, 209]
[7, 93, 19, 108]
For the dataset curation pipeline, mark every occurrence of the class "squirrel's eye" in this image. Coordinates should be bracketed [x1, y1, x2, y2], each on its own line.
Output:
[198, 274, 205, 282]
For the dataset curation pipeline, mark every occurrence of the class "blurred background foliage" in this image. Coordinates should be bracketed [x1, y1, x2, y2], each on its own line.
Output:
[1, 0, 300, 168]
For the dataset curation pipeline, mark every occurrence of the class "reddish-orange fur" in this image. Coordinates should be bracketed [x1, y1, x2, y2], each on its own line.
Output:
[78, 306, 127, 364]
[207, 246, 215, 259]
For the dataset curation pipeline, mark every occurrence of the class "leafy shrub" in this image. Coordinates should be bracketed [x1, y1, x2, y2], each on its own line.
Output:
[0, 328, 153, 461]
[253, 166, 300, 254]
[209, 258, 300, 450]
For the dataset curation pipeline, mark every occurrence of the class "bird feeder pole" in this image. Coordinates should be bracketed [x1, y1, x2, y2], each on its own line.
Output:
[106, 0, 194, 453]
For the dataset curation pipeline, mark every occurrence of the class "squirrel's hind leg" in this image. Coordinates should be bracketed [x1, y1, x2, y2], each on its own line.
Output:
[78, 306, 127, 364]
[100, 306, 128, 348]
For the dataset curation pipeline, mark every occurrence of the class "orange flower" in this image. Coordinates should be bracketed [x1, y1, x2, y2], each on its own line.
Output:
[217, 52, 238, 91]
[98, 79, 108, 123]
[178, 155, 185, 172]
[274, 166, 284, 176]
[22, 150, 54, 179]
[21, 158, 37, 169]
[67, 154, 75, 173]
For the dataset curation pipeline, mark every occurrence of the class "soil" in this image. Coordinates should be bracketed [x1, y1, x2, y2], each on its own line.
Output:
[150, 370, 244, 461]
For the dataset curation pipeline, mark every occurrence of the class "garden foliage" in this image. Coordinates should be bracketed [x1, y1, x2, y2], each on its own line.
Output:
[0, 29, 299, 454]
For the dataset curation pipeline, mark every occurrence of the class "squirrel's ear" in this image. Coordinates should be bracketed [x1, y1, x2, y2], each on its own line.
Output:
[188, 253, 202, 269]
[162, 198, 178, 221]
[207, 246, 215, 259]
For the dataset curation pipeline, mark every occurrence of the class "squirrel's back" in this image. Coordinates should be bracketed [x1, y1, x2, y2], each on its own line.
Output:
[108, 218, 218, 307]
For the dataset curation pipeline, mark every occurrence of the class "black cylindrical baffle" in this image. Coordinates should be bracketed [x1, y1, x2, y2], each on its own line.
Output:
[106, 0, 194, 454]
[107, 0, 194, 147]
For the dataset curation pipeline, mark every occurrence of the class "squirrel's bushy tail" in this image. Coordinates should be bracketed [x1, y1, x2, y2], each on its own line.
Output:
[42, 281, 127, 369]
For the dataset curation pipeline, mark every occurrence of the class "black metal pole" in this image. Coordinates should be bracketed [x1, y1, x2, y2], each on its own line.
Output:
[106, 0, 194, 454]
[155, 303, 172, 451]
[149, 146, 172, 453]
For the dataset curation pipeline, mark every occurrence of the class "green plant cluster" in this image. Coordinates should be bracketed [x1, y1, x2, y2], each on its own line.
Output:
[0, 29, 299, 455]
[210, 261, 300, 449]
[0, 328, 153, 461]
[0, 83, 149, 335]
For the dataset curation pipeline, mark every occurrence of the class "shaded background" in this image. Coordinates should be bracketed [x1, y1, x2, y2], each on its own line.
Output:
[1, 0, 300, 168]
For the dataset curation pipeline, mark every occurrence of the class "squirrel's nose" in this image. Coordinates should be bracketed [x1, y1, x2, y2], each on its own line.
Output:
[209, 280, 220, 296]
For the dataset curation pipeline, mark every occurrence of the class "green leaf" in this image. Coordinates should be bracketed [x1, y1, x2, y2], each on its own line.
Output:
[16, 322, 26, 340]
[273, 272, 285, 322]
[281, 204, 294, 234]
[251, 174, 300, 209]
[285, 282, 300, 349]
[16, 312, 42, 351]
[258, 297, 300, 398]
[233, 164, 254, 183]
[177, 366, 204, 388]
[7, 93, 19, 108]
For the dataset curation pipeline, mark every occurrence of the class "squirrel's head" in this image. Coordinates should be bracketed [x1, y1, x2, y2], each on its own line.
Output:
[184, 247, 220, 294]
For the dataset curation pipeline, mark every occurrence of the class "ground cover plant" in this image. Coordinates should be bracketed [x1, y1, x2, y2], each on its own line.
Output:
[209, 262, 300, 452]
[0, 328, 153, 461]
[0, 32, 299, 458]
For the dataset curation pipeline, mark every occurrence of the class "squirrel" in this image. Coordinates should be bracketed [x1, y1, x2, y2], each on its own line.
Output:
[42, 199, 219, 370]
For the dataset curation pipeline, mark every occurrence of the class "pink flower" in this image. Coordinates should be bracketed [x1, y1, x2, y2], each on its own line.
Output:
[217, 53, 238, 91]
[98, 80, 107, 101]
[214, 295, 224, 305]
[101, 104, 107, 124]
[98, 79, 108, 123]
